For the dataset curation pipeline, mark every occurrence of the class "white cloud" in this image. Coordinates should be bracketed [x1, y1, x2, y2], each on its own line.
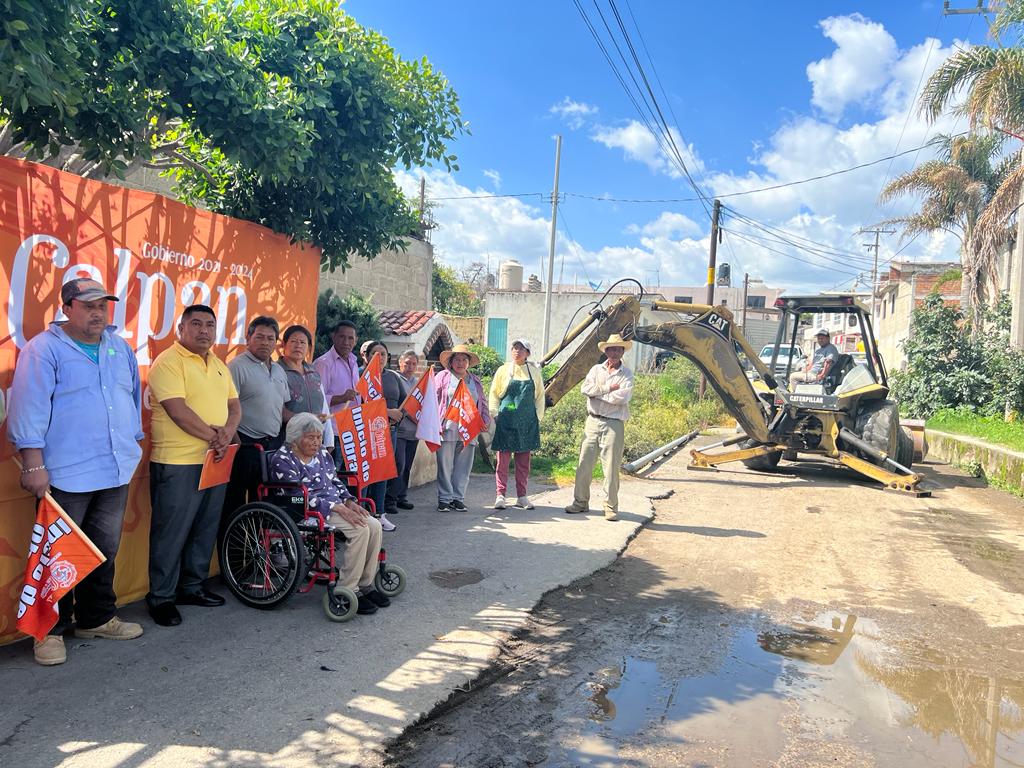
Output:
[591, 120, 704, 180]
[550, 97, 598, 130]
[806, 14, 898, 118]
[482, 169, 502, 189]
[628, 211, 701, 239]
[395, 169, 712, 289]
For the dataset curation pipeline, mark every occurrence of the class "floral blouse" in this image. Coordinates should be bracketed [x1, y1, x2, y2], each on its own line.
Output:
[269, 445, 352, 518]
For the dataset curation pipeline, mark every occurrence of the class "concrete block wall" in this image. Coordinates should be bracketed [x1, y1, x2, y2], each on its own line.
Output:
[320, 238, 433, 312]
[927, 429, 1024, 494]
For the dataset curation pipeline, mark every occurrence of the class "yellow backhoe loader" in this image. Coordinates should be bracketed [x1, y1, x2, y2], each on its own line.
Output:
[540, 289, 928, 496]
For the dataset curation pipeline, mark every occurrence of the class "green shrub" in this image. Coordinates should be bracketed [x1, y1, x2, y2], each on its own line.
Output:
[315, 288, 383, 358]
[469, 344, 502, 377]
[892, 292, 1024, 418]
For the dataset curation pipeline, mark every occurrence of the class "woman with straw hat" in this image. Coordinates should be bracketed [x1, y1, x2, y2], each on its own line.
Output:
[434, 344, 490, 511]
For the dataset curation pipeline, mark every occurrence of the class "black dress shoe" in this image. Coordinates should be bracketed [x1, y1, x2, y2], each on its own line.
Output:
[149, 602, 182, 627]
[361, 588, 391, 608]
[397, 499, 414, 510]
[356, 596, 379, 615]
[175, 588, 226, 607]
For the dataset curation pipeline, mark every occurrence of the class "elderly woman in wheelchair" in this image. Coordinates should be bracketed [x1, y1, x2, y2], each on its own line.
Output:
[218, 412, 405, 621]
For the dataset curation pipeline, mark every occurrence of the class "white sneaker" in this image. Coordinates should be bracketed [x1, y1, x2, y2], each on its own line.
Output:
[379, 513, 397, 532]
[494, 495, 507, 509]
[516, 496, 534, 509]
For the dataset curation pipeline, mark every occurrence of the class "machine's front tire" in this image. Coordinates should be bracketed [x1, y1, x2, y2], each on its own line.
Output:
[740, 440, 783, 472]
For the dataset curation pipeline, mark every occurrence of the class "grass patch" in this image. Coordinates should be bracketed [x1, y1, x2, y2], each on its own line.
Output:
[928, 408, 1024, 453]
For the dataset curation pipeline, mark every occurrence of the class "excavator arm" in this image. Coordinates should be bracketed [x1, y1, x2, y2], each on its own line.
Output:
[540, 295, 777, 443]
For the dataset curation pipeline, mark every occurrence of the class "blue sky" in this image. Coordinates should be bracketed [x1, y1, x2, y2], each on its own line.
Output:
[345, 1, 992, 294]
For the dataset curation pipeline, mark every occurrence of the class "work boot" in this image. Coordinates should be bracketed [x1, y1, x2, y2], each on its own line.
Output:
[75, 616, 143, 640]
[516, 496, 535, 510]
[33, 635, 66, 666]
[494, 495, 507, 509]
[604, 508, 619, 522]
[564, 503, 589, 515]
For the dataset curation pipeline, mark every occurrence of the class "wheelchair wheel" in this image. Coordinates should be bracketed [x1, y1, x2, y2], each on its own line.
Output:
[322, 585, 359, 622]
[374, 564, 407, 598]
[219, 502, 305, 610]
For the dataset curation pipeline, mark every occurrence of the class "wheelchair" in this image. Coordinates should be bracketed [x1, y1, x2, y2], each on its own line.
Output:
[217, 446, 407, 622]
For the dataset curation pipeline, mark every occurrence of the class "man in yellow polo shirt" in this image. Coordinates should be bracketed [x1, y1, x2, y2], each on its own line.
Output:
[147, 304, 241, 627]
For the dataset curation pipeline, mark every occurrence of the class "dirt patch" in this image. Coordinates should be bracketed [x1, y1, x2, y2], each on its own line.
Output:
[428, 568, 485, 589]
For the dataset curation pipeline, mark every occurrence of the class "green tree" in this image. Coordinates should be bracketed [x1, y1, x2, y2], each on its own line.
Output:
[315, 288, 383, 359]
[879, 133, 1011, 327]
[432, 262, 482, 315]
[0, 0, 465, 269]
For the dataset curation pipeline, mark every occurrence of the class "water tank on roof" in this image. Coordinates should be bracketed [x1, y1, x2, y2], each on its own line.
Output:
[499, 259, 523, 291]
[716, 262, 732, 287]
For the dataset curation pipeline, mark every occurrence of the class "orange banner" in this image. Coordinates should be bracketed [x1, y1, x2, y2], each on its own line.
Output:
[400, 368, 430, 423]
[17, 495, 105, 641]
[333, 399, 397, 490]
[445, 380, 485, 447]
[0, 156, 320, 644]
[356, 350, 383, 402]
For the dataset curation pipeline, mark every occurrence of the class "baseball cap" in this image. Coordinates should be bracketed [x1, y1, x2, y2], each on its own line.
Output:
[61, 278, 118, 304]
[815, 328, 830, 337]
[511, 338, 532, 353]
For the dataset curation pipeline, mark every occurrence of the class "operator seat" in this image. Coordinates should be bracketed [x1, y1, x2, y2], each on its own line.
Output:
[823, 354, 853, 394]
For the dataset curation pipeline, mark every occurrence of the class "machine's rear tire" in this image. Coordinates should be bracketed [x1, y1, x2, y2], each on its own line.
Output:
[855, 399, 900, 462]
[740, 439, 783, 472]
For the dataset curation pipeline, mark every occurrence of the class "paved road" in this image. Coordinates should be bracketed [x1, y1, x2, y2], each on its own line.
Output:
[0, 475, 665, 768]
[386, 453, 1024, 767]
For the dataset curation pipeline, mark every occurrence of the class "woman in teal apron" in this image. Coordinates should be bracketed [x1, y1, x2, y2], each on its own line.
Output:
[488, 339, 545, 509]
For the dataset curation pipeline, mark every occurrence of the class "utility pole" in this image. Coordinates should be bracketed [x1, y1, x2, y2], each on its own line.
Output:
[541, 134, 563, 354]
[418, 177, 426, 224]
[741, 272, 750, 329]
[859, 227, 894, 318]
[699, 199, 722, 398]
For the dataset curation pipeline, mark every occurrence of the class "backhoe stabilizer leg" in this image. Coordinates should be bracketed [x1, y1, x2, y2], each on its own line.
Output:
[689, 444, 785, 470]
[837, 452, 930, 496]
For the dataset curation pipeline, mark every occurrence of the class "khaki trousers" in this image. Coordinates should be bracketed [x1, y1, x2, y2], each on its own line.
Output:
[328, 510, 383, 591]
[572, 414, 625, 512]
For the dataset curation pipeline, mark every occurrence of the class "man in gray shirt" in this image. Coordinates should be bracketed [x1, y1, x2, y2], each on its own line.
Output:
[224, 316, 289, 516]
[791, 328, 839, 384]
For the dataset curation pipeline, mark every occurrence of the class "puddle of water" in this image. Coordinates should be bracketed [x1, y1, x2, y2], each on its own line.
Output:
[428, 568, 484, 589]
[571, 612, 1024, 767]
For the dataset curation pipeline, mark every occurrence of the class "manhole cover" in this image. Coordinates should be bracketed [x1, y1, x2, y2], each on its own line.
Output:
[429, 568, 485, 589]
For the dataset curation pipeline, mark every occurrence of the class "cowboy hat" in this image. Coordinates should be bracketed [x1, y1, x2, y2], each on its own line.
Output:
[597, 333, 633, 352]
[439, 344, 481, 368]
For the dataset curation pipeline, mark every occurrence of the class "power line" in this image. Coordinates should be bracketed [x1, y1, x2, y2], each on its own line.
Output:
[724, 228, 861, 278]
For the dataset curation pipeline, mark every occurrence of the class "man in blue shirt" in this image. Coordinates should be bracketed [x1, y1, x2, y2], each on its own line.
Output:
[8, 277, 145, 666]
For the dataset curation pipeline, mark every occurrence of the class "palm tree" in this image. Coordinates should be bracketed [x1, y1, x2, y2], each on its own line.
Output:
[917, 0, 1024, 323]
[879, 133, 1012, 323]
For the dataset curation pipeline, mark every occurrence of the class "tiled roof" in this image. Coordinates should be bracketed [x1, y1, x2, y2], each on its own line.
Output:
[378, 309, 436, 336]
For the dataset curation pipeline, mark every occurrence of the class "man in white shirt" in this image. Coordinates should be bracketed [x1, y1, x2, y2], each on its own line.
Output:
[565, 334, 635, 521]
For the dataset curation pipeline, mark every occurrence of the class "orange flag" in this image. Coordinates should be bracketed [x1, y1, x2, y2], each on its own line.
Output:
[356, 351, 383, 402]
[400, 368, 431, 423]
[444, 379, 485, 447]
[334, 399, 398, 489]
[17, 495, 105, 642]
